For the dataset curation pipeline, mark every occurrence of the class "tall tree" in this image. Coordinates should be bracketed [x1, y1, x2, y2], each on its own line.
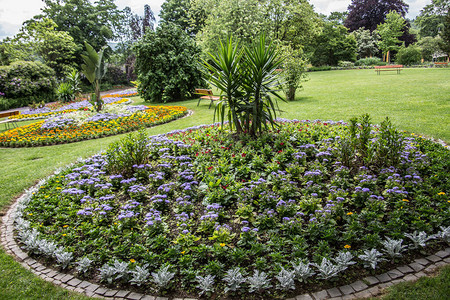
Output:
[376, 11, 405, 62]
[440, 9, 450, 56]
[344, 0, 409, 32]
[415, 0, 450, 38]
[352, 28, 379, 58]
[159, 0, 207, 36]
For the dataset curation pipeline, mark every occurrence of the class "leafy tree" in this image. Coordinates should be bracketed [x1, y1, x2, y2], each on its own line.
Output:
[133, 23, 205, 103]
[417, 36, 443, 61]
[415, 0, 449, 38]
[310, 22, 357, 66]
[327, 11, 349, 25]
[344, 0, 409, 32]
[352, 28, 379, 58]
[376, 11, 405, 62]
[159, 0, 207, 36]
[81, 42, 108, 111]
[396, 45, 422, 65]
[439, 9, 450, 56]
[11, 18, 77, 78]
[279, 44, 307, 101]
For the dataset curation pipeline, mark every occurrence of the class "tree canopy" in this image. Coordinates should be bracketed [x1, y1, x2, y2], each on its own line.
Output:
[376, 11, 405, 62]
[415, 0, 450, 38]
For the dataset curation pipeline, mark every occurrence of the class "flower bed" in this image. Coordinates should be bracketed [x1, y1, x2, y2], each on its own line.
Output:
[0, 105, 187, 147]
[14, 119, 449, 298]
[8, 97, 131, 121]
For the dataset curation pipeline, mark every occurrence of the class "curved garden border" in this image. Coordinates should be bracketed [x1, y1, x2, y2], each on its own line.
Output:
[1, 191, 449, 300]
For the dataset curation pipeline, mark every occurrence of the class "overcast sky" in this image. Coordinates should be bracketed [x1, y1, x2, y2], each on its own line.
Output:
[0, 0, 431, 41]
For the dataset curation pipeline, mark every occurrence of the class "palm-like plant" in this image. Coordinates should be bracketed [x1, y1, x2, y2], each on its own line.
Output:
[203, 37, 245, 134]
[202, 35, 284, 136]
[81, 42, 107, 111]
[241, 34, 285, 135]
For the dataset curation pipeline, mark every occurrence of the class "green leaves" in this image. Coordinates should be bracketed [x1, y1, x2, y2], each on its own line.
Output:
[80, 42, 107, 111]
[202, 34, 284, 137]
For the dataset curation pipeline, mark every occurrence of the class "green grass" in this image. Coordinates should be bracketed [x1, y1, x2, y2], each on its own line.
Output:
[0, 69, 449, 299]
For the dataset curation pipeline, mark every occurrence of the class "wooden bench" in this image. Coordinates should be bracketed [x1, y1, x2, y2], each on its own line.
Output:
[434, 62, 448, 67]
[0, 111, 20, 130]
[374, 65, 403, 75]
[194, 89, 222, 109]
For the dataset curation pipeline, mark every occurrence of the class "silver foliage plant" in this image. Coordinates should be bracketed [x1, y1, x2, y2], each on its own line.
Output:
[291, 260, 315, 282]
[196, 274, 215, 296]
[275, 268, 296, 291]
[313, 258, 340, 279]
[130, 264, 150, 286]
[382, 237, 407, 259]
[112, 259, 129, 280]
[432, 226, 450, 244]
[151, 265, 175, 289]
[99, 263, 116, 284]
[246, 270, 271, 293]
[223, 268, 246, 292]
[333, 251, 356, 272]
[76, 257, 93, 274]
[54, 248, 73, 269]
[404, 231, 433, 249]
[358, 249, 385, 269]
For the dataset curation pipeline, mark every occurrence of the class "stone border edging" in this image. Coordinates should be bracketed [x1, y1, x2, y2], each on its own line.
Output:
[2, 196, 449, 300]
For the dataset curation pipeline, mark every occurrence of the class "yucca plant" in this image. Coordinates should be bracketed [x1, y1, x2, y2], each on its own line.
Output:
[81, 41, 107, 111]
[241, 34, 285, 136]
[202, 36, 245, 134]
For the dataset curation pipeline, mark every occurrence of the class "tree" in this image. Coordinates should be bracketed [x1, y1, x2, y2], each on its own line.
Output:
[415, 0, 449, 38]
[279, 44, 307, 101]
[396, 45, 422, 65]
[81, 42, 108, 112]
[133, 23, 205, 102]
[310, 22, 357, 66]
[376, 11, 405, 62]
[352, 28, 379, 58]
[417, 36, 442, 61]
[159, 0, 207, 36]
[344, 0, 409, 32]
[440, 9, 450, 56]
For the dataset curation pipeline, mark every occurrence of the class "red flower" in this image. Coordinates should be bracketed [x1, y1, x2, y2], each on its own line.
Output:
[280, 142, 284, 146]
[208, 166, 213, 170]
[242, 153, 246, 157]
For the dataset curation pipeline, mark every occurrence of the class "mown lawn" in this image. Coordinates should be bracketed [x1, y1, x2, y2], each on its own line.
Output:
[0, 68, 449, 299]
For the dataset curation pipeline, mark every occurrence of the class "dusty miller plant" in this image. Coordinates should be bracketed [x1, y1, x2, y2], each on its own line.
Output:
[313, 258, 340, 279]
[291, 260, 315, 282]
[76, 257, 93, 274]
[130, 264, 150, 286]
[223, 268, 246, 292]
[382, 237, 407, 259]
[246, 270, 271, 293]
[196, 274, 215, 296]
[54, 248, 73, 269]
[432, 226, 450, 244]
[333, 251, 356, 272]
[358, 249, 385, 269]
[404, 231, 433, 249]
[99, 263, 117, 284]
[275, 268, 296, 291]
[151, 265, 175, 289]
[112, 259, 129, 280]
[38, 239, 58, 257]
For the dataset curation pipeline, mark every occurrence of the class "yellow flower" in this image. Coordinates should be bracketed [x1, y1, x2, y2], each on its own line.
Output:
[181, 251, 186, 255]
[62, 234, 67, 236]
[438, 192, 445, 196]
[63, 225, 69, 228]
[56, 187, 62, 190]
[220, 243, 226, 247]
[402, 199, 409, 202]
[347, 212, 353, 215]
[130, 259, 136, 263]
[28, 213, 33, 216]
[44, 195, 49, 198]
[344, 245, 351, 249]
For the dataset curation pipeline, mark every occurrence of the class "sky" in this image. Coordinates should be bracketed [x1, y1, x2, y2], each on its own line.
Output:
[0, 0, 431, 41]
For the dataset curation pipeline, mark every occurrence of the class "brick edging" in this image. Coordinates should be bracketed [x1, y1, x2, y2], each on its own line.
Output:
[2, 190, 450, 300]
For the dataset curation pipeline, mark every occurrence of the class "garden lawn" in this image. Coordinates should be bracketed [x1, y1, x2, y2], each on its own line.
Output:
[0, 68, 449, 299]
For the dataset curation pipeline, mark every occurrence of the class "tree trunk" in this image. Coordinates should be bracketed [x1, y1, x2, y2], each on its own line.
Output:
[286, 86, 296, 101]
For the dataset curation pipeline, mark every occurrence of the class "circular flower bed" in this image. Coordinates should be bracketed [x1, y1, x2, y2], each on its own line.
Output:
[14, 118, 449, 299]
[0, 105, 187, 147]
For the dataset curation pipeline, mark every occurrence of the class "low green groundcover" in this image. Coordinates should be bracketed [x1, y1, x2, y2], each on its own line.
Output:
[15, 117, 449, 299]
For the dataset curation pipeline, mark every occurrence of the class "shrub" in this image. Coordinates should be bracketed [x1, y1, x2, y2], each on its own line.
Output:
[338, 61, 355, 68]
[56, 82, 74, 103]
[354, 57, 386, 66]
[308, 66, 332, 72]
[396, 46, 422, 66]
[133, 23, 205, 103]
[104, 65, 128, 86]
[0, 61, 56, 103]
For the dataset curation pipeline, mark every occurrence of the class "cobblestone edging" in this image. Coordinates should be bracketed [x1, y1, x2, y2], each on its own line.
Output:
[1, 195, 449, 300]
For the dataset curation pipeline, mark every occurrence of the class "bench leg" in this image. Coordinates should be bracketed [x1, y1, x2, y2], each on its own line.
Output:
[197, 98, 201, 106]
[209, 100, 213, 109]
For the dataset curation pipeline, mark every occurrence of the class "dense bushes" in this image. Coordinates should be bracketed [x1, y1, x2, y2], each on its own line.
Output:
[354, 57, 386, 66]
[0, 61, 56, 109]
[396, 46, 422, 65]
[104, 65, 129, 86]
[134, 23, 205, 103]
